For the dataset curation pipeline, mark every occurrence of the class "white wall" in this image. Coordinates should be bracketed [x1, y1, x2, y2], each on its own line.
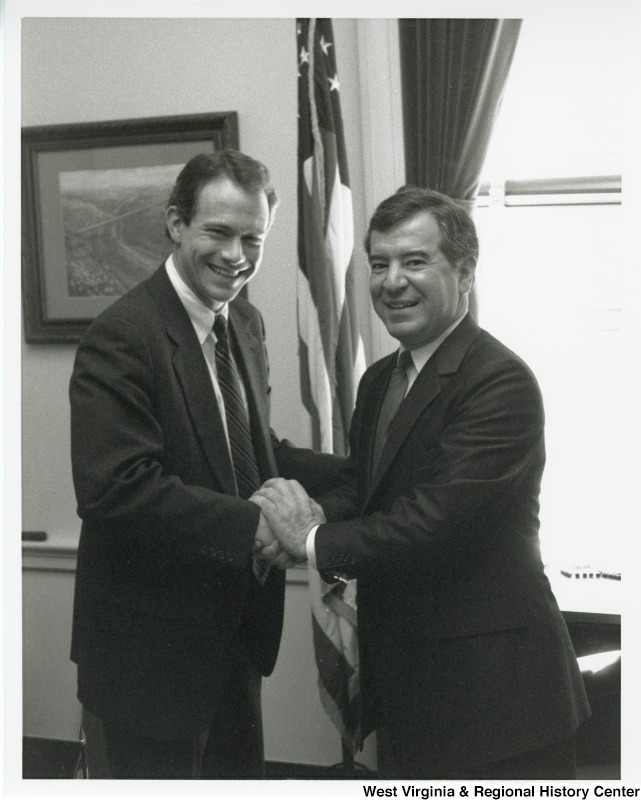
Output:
[22, 551, 80, 741]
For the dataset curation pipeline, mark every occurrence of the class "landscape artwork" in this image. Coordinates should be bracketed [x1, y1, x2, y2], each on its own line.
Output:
[59, 163, 182, 298]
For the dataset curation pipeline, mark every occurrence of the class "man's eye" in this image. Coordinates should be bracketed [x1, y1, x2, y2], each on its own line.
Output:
[370, 262, 387, 272]
[243, 237, 263, 247]
[405, 259, 426, 270]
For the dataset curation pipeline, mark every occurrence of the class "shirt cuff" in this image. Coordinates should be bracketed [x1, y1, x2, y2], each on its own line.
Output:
[306, 525, 319, 569]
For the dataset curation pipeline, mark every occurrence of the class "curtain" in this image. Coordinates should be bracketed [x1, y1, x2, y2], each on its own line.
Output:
[399, 18, 522, 212]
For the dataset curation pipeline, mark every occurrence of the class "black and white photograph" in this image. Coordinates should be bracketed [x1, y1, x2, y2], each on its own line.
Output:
[4, 0, 641, 796]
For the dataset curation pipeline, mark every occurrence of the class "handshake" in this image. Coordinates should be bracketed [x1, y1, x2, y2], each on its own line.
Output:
[249, 478, 326, 569]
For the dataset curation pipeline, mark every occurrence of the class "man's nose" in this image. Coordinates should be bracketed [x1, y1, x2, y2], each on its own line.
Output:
[222, 237, 244, 265]
[383, 263, 408, 291]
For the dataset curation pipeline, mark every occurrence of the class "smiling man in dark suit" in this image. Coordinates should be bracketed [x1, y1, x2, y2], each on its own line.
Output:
[253, 187, 591, 779]
[69, 150, 309, 778]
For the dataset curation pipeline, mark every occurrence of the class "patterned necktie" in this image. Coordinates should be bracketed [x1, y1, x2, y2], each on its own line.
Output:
[213, 315, 261, 498]
[213, 315, 268, 583]
[372, 349, 413, 468]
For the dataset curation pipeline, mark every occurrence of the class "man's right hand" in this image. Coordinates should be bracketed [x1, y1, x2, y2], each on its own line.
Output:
[251, 478, 325, 563]
[251, 508, 298, 570]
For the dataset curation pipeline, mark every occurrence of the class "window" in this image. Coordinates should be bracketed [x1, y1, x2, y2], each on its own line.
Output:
[474, 13, 635, 572]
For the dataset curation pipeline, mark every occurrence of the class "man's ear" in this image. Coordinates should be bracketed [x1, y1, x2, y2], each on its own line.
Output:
[458, 257, 477, 295]
[165, 206, 182, 244]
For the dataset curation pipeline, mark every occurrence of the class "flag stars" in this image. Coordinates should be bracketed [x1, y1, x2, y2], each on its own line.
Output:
[328, 74, 340, 92]
[300, 46, 309, 66]
[320, 36, 333, 55]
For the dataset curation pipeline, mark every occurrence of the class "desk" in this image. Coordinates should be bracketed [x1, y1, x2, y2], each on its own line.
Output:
[547, 565, 621, 647]
[547, 565, 621, 617]
[546, 566, 621, 771]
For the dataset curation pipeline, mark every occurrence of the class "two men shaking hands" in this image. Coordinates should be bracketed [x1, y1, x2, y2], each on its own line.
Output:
[251, 478, 322, 569]
[70, 149, 590, 780]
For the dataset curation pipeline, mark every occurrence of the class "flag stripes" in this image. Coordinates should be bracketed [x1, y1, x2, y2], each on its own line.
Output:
[296, 18, 368, 753]
[308, 568, 367, 751]
[297, 17, 365, 458]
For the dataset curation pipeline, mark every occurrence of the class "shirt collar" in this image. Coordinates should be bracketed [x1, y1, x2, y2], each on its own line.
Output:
[165, 255, 228, 345]
[403, 312, 467, 374]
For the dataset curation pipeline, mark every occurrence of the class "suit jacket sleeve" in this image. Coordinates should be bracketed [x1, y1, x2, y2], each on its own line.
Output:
[271, 436, 352, 498]
[314, 352, 545, 579]
[70, 310, 260, 568]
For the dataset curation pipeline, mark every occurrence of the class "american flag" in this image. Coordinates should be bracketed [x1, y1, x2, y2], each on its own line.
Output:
[296, 18, 365, 457]
[297, 18, 367, 753]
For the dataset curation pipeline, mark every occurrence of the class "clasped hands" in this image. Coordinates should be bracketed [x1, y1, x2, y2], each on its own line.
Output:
[249, 478, 326, 569]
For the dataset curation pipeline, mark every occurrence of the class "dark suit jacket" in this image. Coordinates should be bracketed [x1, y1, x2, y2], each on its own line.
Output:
[69, 265, 286, 739]
[315, 314, 590, 773]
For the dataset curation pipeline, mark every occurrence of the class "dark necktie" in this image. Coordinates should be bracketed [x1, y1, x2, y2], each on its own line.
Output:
[213, 315, 261, 499]
[213, 315, 268, 583]
[372, 349, 413, 468]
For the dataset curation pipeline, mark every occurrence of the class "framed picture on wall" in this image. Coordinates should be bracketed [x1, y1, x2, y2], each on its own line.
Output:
[21, 112, 239, 343]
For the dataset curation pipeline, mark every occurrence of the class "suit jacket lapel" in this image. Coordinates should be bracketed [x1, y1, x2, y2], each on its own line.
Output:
[366, 314, 481, 503]
[149, 267, 237, 495]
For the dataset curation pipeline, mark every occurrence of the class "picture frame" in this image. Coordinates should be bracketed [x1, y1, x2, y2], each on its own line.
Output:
[21, 112, 239, 343]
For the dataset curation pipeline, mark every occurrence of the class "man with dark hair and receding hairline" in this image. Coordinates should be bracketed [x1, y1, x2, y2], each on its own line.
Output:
[253, 186, 591, 779]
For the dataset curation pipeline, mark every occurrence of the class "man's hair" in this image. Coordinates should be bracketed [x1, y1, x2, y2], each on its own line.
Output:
[167, 149, 279, 226]
[365, 186, 479, 268]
